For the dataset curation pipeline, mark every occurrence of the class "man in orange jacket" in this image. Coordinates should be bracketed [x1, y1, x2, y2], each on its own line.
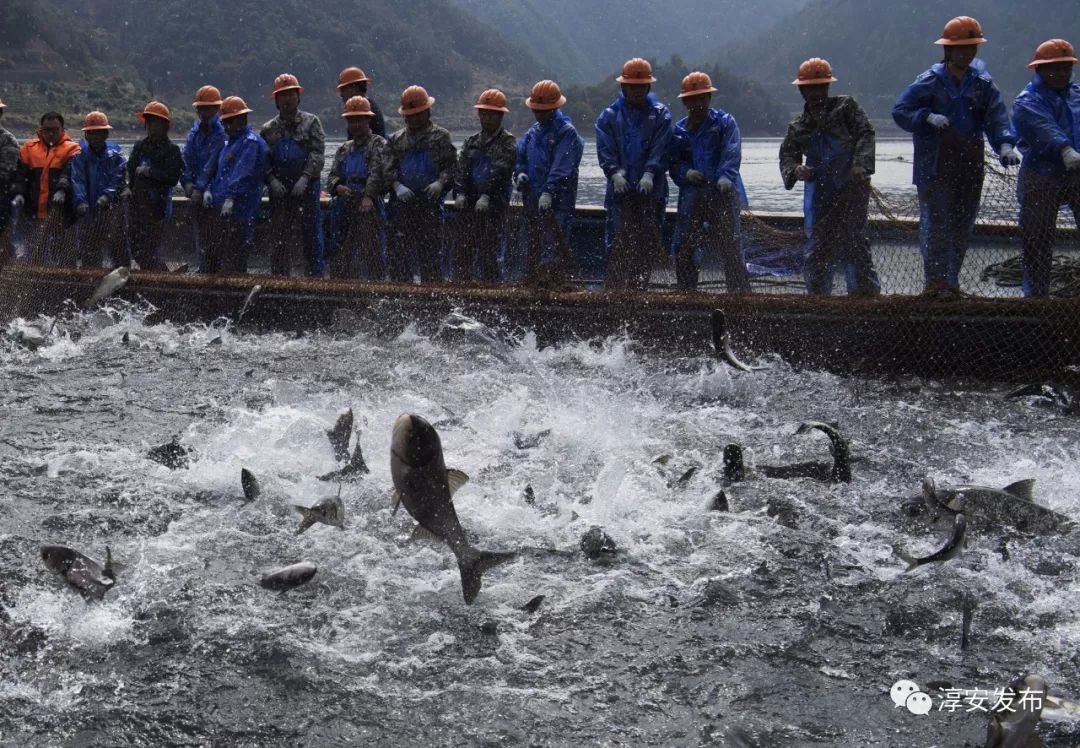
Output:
[11, 112, 80, 262]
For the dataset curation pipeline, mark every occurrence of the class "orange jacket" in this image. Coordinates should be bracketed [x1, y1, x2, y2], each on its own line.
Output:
[14, 133, 80, 219]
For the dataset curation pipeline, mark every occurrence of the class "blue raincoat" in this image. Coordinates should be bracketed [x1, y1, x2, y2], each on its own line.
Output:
[208, 126, 269, 229]
[268, 133, 324, 274]
[70, 140, 126, 210]
[327, 144, 386, 271]
[1013, 73, 1080, 178]
[181, 117, 226, 192]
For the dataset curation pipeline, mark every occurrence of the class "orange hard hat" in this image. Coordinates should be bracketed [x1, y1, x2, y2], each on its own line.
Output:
[272, 73, 304, 99]
[220, 96, 253, 121]
[81, 111, 112, 131]
[337, 67, 372, 90]
[525, 80, 566, 110]
[137, 101, 172, 125]
[193, 85, 223, 107]
[616, 57, 657, 85]
[1028, 38, 1079, 69]
[793, 58, 838, 86]
[342, 95, 375, 118]
[398, 85, 435, 116]
[474, 88, 510, 113]
[678, 71, 718, 98]
[935, 16, 986, 46]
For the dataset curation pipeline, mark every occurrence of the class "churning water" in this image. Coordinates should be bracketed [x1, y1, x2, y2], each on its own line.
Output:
[2, 302, 1079, 746]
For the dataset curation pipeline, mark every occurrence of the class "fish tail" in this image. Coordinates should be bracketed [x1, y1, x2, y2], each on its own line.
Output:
[296, 511, 316, 535]
[458, 549, 516, 605]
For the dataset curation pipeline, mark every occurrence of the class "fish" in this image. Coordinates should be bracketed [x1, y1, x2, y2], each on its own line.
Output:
[235, 284, 263, 328]
[709, 490, 730, 512]
[722, 443, 747, 483]
[922, 477, 1073, 534]
[794, 421, 852, 483]
[294, 488, 345, 534]
[390, 414, 515, 604]
[260, 562, 317, 591]
[327, 409, 354, 463]
[895, 513, 967, 572]
[41, 545, 116, 600]
[723, 421, 851, 484]
[318, 436, 370, 482]
[984, 674, 1047, 748]
[146, 437, 190, 470]
[241, 468, 261, 501]
[579, 526, 618, 560]
[522, 595, 545, 613]
[84, 266, 130, 308]
[121, 331, 130, 345]
[711, 309, 763, 372]
[14, 325, 47, 350]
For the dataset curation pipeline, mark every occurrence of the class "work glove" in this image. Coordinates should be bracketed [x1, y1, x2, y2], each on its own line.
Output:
[686, 169, 706, 186]
[268, 177, 286, 200]
[926, 113, 950, 130]
[424, 180, 444, 199]
[76, 203, 89, 217]
[850, 165, 869, 182]
[998, 144, 1020, 167]
[52, 190, 66, 205]
[11, 194, 24, 209]
[183, 182, 194, 198]
[335, 185, 351, 198]
[135, 164, 152, 178]
[612, 170, 629, 195]
[96, 195, 110, 209]
[716, 177, 734, 194]
[291, 175, 309, 198]
[475, 194, 490, 213]
[795, 164, 815, 181]
[454, 194, 467, 211]
[359, 195, 375, 213]
[638, 171, 654, 195]
[394, 183, 414, 202]
[1062, 147, 1080, 171]
[221, 198, 234, 217]
[120, 188, 132, 202]
[538, 192, 553, 212]
[202, 191, 213, 209]
[514, 173, 529, 192]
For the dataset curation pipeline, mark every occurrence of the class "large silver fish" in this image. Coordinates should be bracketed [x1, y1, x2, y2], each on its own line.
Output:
[41, 545, 117, 599]
[922, 477, 1073, 534]
[260, 562, 317, 591]
[84, 266, 130, 308]
[895, 513, 967, 572]
[294, 488, 345, 534]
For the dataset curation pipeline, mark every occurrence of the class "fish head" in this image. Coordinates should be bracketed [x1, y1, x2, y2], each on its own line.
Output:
[40, 545, 76, 573]
[392, 414, 443, 470]
[722, 444, 744, 480]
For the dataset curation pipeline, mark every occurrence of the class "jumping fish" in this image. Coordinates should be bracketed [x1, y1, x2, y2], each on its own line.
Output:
[318, 435, 369, 482]
[235, 284, 263, 328]
[41, 545, 117, 599]
[85, 266, 130, 308]
[896, 513, 967, 572]
[241, 468, 261, 501]
[922, 477, 1072, 534]
[294, 488, 345, 534]
[711, 309, 763, 372]
[327, 409, 354, 463]
[260, 562, 317, 591]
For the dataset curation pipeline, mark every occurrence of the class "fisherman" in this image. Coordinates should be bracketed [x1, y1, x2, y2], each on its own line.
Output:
[1012, 39, 1080, 297]
[780, 58, 881, 296]
[11, 112, 80, 261]
[0, 98, 19, 244]
[596, 57, 673, 289]
[69, 112, 126, 268]
[336, 67, 386, 138]
[669, 71, 751, 293]
[261, 73, 326, 277]
[326, 95, 389, 279]
[512, 80, 584, 283]
[453, 89, 516, 282]
[385, 85, 457, 283]
[892, 16, 1018, 298]
[181, 86, 226, 262]
[126, 101, 183, 271]
[201, 96, 269, 274]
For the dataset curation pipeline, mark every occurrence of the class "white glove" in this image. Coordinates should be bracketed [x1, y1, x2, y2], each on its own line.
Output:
[97, 195, 111, 209]
[395, 183, 414, 202]
[514, 173, 529, 192]
[612, 170, 629, 195]
[52, 190, 66, 205]
[424, 180, 444, 199]
[475, 194, 490, 213]
[268, 177, 286, 200]
[76, 203, 89, 217]
[716, 177, 734, 194]
[638, 171, 654, 195]
[221, 198, 234, 217]
[183, 182, 193, 198]
[291, 175, 309, 198]
[926, 113, 950, 130]
[136, 164, 151, 178]
[998, 144, 1020, 167]
[686, 169, 706, 186]
[1062, 146, 1080, 171]
[203, 191, 214, 209]
[11, 194, 24, 208]
[538, 192, 553, 212]
[454, 194, 466, 210]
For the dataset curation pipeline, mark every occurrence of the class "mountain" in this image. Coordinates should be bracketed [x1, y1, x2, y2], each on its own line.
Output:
[717, 0, 1080, 119]
[447, 0, 809, 85]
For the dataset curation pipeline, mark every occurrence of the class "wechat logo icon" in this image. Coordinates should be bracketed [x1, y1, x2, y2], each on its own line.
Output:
[890, 680, 932, 716]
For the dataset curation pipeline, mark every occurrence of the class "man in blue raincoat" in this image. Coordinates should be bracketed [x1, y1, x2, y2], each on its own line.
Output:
[182, 85, 226, 263]
[780, 58, 880, 296]
[596, 57, 673, 289]
[385, 85, 457, 283]
[513, 79, 584, 283]
[261, 73, 326, 277]
[69, 111, 126, 267]
[1012, 39, 1080, 297]
[892, 16, 1018, 298]
[326, 95, 389, 279]
[201, 96, 268, 274]
[669, 71, 751, 293]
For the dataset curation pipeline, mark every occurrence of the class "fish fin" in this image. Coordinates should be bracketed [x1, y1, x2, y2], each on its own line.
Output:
[709, 490, 730, 512]
[296, 512, 317, 535]
[409, 524, 440, 542]
[390, 490, 402, 515]
[446, 469, 469, 495]
[459, 549, 517, 605]
[1002, 479, 1036, 502]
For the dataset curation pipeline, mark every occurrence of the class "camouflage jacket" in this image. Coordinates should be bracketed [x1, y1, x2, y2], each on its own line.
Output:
[386, 122, 457, 189]
[779, 96, 875, 190]
[0, 126, 19, 193]
[455, 127, 516, 202]
[325, 133, 390, 199]
[259, 111, 326, 181]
